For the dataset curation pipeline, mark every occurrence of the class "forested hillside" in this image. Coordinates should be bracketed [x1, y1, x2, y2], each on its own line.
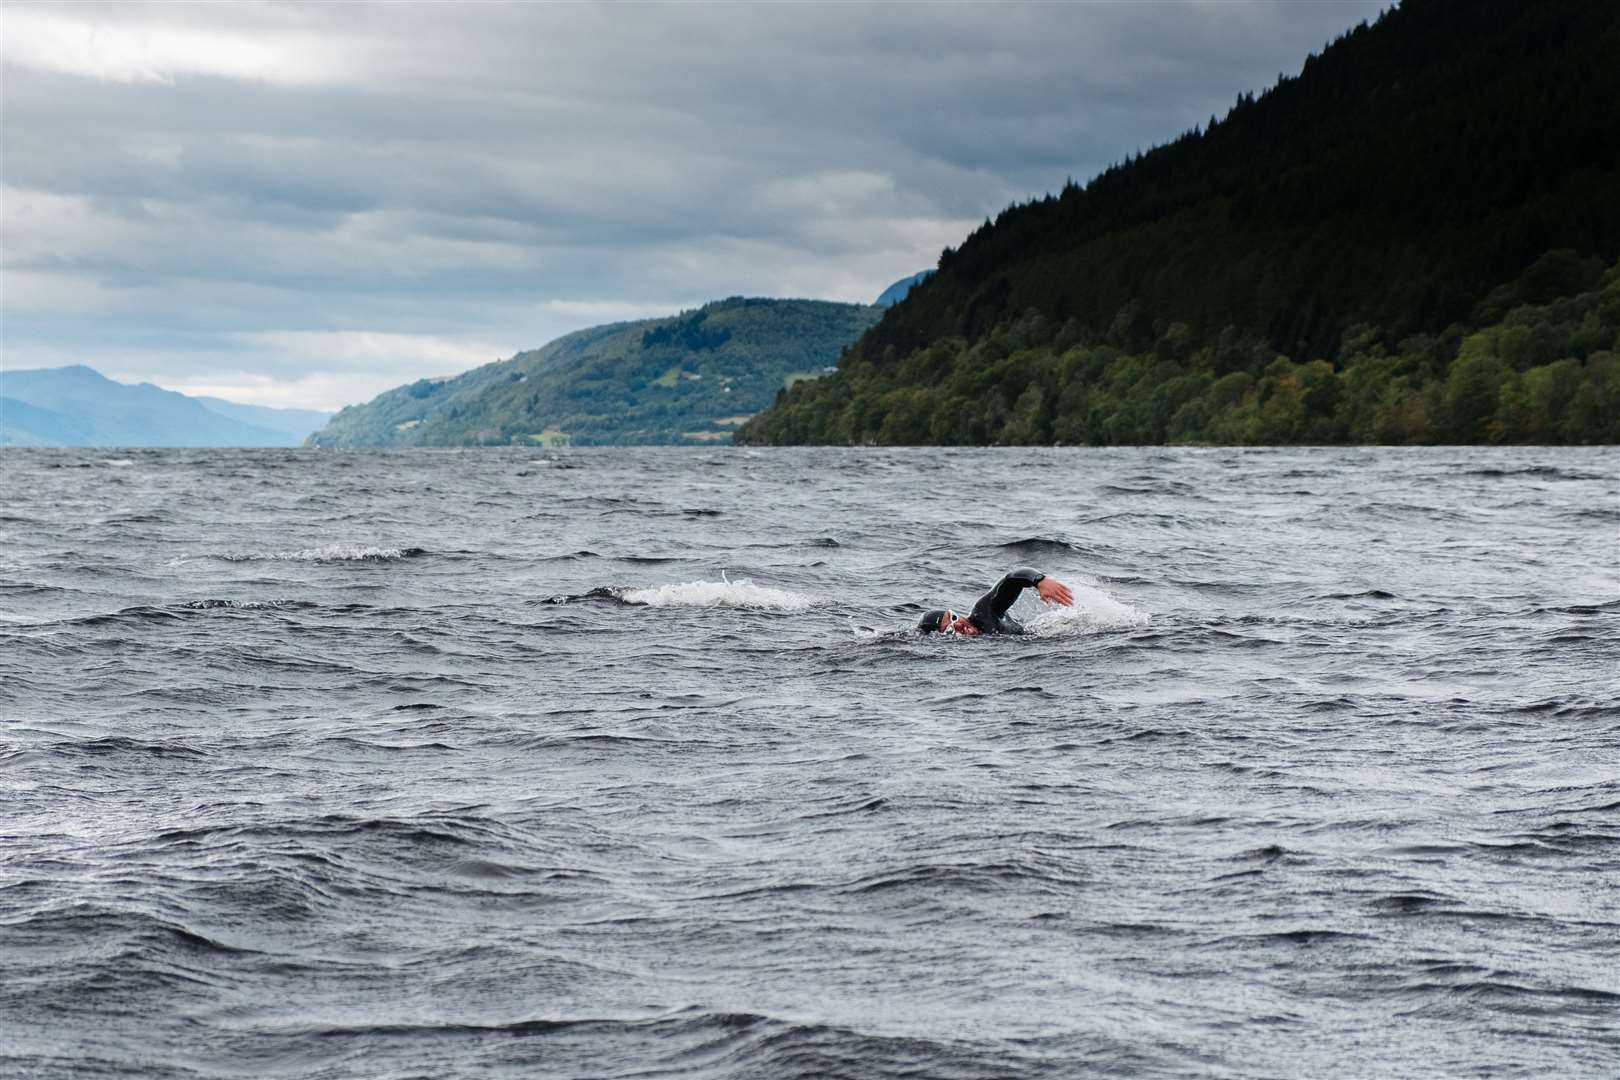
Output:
[737, 0, 1620, 445]
[737, 256, 1619, 445]
[307, 298, 881, 447]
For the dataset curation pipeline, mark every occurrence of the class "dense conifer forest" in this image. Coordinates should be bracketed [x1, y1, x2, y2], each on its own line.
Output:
[736, 0, 1620, 445]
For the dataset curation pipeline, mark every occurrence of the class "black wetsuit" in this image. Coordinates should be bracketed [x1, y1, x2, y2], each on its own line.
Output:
[967, 567, 1047, 634]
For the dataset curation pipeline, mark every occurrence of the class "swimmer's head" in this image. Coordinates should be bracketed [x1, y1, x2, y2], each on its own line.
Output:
[919, 609, 981, 635]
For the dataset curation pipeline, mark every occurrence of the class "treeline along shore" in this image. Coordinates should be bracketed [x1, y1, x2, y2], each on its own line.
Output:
[736, 0, 1620, 446]
[735, 255, 1620, 446]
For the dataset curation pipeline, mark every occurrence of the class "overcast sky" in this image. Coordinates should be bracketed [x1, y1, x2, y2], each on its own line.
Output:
[2, 1, 1387, 411]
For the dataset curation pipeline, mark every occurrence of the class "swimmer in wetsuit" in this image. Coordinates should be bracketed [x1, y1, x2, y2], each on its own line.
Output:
[917, 567, 1075, 636]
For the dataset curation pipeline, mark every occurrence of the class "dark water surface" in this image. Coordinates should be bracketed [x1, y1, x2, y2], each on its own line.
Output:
[2, 447, 1616, 1079]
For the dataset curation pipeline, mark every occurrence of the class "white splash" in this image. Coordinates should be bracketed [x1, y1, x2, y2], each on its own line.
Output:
[621, 577, 813, 611]
[255, 545, 419, 562]
[181, 599, 299, 610]
[1026, 583, 1149, 637]
[169, 545, 419, 565]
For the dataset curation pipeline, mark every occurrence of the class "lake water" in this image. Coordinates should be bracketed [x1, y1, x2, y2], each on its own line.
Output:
[1, 446, 1616, 1079]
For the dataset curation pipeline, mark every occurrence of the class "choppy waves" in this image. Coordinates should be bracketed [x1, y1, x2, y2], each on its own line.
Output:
[1, 445, 1616, 1080]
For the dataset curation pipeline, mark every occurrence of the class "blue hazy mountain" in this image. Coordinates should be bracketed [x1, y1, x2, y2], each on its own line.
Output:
[874, 270, 933, 307]
[194, 397, 334, 441]
[0, 396, 97, 447]
[0, 366, 330, 448]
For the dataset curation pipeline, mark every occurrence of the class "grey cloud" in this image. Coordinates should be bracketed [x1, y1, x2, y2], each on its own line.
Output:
[2, 0, 1387, 407]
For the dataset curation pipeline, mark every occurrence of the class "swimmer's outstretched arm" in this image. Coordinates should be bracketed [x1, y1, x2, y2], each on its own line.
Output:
[972, 567, 1074, 626]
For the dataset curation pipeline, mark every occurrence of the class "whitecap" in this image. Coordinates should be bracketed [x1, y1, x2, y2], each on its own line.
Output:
[620, 577, 814, 611]
[169, 545, 422, 565]
[180, 599, 302, 610]
[258, 545, 420, 562]
[1026, 584, 1149, 636]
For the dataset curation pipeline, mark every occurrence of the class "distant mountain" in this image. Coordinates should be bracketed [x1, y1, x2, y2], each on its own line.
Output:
[307, 297, 883, 447]
[740, 0, 1620, 446]
[0, 366, 321, 447]
[0, 396, 96, 447]
[195, 398, 332, 441]
[874, 271, 933, 308]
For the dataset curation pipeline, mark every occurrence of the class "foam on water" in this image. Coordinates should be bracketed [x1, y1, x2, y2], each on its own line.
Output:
[253, 545, 422, 562]
[180, 599, 305, 610]
[1026, 582, 1150, 636]
[170, 545, 423, 565]
[620, 577, 815, 611]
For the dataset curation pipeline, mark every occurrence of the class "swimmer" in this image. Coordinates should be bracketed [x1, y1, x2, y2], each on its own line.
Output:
[917, 567, 1074, 636]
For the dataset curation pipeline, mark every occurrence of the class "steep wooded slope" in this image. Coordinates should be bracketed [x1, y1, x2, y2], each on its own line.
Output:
[738, 0, 1620, 445]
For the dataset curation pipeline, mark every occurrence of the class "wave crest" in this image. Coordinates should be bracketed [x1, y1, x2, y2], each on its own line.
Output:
[621, 578, 814, 611]
[173, 545, 424, 565]
[997, 536, 1082, 556]
[180, 599, 309, 610]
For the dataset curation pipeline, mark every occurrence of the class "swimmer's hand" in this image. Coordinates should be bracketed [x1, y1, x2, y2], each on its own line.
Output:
[1037, 576, 1074, 607]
